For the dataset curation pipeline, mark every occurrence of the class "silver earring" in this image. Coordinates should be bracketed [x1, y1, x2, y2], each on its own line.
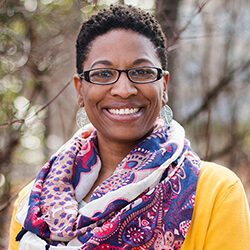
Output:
[160, 105, 173, 126]
[76, 107, 89, 128]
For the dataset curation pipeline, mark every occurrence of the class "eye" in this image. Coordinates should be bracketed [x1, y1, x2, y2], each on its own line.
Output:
[129, 67, 157, 80]
[90, 69, 115, 80]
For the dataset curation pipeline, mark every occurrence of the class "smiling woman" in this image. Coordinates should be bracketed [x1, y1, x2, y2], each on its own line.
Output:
[74, 29, 168, 145]
[9, 4, 250, 250]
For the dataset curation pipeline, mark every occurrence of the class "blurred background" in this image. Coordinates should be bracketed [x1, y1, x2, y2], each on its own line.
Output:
[0, 0, 249, 248]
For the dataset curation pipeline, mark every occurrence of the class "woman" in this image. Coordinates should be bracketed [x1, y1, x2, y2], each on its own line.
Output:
[9, 4, 250, 250]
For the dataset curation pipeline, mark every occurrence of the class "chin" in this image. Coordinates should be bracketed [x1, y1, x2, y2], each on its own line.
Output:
[103, 126, 152, 143]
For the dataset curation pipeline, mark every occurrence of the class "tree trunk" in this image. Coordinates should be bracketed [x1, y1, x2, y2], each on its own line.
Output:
[155, 0, 182, 115]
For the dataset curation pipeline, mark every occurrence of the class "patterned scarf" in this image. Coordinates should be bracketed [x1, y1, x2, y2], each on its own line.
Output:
[16, 120, 200, 250]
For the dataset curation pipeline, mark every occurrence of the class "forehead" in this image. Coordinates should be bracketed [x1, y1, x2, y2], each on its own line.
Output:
[83, 29, 160, 68]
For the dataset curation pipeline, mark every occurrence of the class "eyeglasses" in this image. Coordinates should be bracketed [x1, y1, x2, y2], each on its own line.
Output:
[78, 67, 165, 85]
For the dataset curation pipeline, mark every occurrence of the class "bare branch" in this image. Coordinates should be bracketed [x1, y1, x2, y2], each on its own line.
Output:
[169, 0, 212, 47]
[182, 60, 250, 125]
[206, 129, 249, 161]
[29, 79, 72, 119]
[0, 119, 25, 127]
[179, 33, 223, 40]
[0, 80, 71, 128]
[178, 0, 211, 34]
[206, 141, 235, 161]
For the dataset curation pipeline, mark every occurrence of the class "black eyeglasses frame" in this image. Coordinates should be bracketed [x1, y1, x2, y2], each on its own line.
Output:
[78, 67, 166, 85]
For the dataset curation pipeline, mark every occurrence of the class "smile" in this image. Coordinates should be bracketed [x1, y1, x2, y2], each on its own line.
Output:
[107, 108, 140, 115]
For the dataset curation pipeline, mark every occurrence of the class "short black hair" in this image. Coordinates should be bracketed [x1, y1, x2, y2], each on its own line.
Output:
[76, 4, 167, 74]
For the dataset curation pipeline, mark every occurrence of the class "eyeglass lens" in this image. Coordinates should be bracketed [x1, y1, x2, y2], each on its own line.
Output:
[88, 67, 159, 84]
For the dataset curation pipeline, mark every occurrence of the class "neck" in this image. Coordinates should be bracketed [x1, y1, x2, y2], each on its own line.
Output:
[96, 133, 137, 173]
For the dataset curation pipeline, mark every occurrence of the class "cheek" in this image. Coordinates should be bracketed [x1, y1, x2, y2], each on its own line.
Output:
[81, 86, 108, 118]
[81, 85, 97, 105]
[143, 84, 164, 105]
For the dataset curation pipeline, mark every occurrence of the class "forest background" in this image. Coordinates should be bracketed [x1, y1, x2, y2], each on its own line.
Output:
[0, 0, 249, 248]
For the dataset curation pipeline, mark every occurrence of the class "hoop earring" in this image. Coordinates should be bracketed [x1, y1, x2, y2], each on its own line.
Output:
[160, 105, 173, 127]
[76, 107, 89, 128]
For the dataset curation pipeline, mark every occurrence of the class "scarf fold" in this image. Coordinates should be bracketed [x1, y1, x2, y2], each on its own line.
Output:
[16, 120, 200, 250]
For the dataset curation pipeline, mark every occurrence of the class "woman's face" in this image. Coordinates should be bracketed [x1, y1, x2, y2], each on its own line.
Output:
[74, 29, 169, 145]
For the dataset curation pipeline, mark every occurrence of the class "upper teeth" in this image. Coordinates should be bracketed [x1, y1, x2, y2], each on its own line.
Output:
[108, 108, 140, 115]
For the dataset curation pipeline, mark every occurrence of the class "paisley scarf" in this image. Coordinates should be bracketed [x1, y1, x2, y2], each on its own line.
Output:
[16, 120, 200, 250]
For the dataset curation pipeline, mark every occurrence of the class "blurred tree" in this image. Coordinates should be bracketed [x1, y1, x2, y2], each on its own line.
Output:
[0, 0, 86, 246]
[155, 0, 250, 165]
[0, 0, 249, 247]
[155, 0, 182, 113]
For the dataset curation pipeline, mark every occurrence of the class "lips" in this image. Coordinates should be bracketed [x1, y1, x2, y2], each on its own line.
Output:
[102, 105, 143, 122]
[107, 108, 140, 115]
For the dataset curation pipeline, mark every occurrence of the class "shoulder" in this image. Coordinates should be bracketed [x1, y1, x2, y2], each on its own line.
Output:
[200, 161, 239, 180]
[199, 161, 240, 188]
[183, 161, 250, 249]
[17, 181, 34, 201]
[197, 161, 248, 209]
[9, 182, 34, 250]
[13, 181, 34, 219]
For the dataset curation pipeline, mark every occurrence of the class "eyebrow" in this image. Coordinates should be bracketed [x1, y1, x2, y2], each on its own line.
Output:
[90, 58, 154, 69]
[91, 60, 112, 68]
[132, 58, 154, 66]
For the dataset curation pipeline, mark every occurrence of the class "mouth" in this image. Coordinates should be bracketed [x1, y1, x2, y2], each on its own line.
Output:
[103, 107, 143, 122]
[107, 108, 140, 115]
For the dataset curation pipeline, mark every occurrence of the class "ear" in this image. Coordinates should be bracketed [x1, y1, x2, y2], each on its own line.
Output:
[162, 71, 169, 105]
[73, 74, 84, 107]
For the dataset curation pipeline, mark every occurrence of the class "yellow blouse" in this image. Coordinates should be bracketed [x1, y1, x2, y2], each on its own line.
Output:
[8, 162, 250, 250]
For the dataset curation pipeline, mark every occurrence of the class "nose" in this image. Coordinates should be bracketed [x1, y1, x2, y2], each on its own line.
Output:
[110, 72, 138, 99]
